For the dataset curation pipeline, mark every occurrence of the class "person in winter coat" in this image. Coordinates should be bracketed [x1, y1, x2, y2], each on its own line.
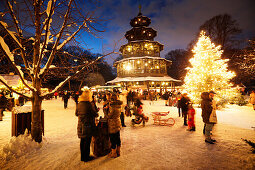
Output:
[180, 93, 190, 126]
[187, 103, 196, 131]
[103, 93, 111, 118]
[162, 92, 169, 106]
[176, 92, 182, 117]
[119, 90, 127, 127]
[201, 91, 217, 144]
[62, 91, 70, 109]
[0, 92, 7, 121]
[249, 90, 255, 110]
[108, 93, 123, 158]
[75, 90, 98, 162]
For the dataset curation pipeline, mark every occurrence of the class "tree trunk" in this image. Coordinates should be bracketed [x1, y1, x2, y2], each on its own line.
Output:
[31, 91, 42, 143]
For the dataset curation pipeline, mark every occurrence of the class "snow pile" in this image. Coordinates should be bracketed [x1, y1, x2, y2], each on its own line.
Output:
[0, 130, 43, 162]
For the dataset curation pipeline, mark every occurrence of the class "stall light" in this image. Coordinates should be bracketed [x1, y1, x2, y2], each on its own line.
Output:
[152, 82, 155, 85]
[145, 63, 148, 66]
[166, 83, 169, 85]
[136, 82, 139, 84]
[137, 60, 140, 64]
[143, 30, 146, 33]
[156, 66, 159, 69]
[127, 46, 131, 52]
[162, 82, 165, 85]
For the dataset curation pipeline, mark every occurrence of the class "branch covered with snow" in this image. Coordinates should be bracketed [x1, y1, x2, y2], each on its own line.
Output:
[0, 21, 31, 73]
[0, 36, 34, 92]
[40, 0, 74, 77]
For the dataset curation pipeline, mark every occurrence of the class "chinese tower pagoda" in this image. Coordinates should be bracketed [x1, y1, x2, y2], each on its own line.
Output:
[108, 7, 180, 90]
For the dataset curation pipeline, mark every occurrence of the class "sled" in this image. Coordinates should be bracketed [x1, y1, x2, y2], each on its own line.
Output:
[152, 111, 175, 126]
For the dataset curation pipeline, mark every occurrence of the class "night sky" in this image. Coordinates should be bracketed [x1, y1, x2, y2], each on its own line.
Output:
[85, 0, 255, 65]
[0, 0, 254, 65]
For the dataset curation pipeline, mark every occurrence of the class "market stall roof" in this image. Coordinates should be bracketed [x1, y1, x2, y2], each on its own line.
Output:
[107, 76, 181, 84]
[0, 75, 20, 86]
[0, 74, 32, 86]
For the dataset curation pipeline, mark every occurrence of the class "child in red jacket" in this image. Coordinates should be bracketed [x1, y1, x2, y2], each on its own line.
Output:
[187, 103, 196, 131]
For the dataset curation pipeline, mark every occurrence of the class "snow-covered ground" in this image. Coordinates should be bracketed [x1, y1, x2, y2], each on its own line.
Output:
[0, 98, 255, 169]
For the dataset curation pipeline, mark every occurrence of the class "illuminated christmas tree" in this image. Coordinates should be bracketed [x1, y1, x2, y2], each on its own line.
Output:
[184, 31, 236, 104]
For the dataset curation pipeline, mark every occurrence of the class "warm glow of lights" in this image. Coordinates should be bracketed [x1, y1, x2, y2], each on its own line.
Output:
[145, 43, 148, 47]
[183, 31, 236, 104]
[162, 82, 165, 85]
[127, 46, 131, 52]
[145, 63, 148, 66]
[166, 83, 169, 85]
[137, 60, 140, 64]
[125, 63, 132, 71]
[152, 82, 155, 84]
[143, 30, 146, 33]
[148, 60, 151, 63]
[136, 82, 139, 84]
[156, 66, 159, 69]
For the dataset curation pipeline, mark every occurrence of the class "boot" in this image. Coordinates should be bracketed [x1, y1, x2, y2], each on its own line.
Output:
[108, 149, 117, 158]
[205, 137, 215, 144]
[116, 146, 120, 157]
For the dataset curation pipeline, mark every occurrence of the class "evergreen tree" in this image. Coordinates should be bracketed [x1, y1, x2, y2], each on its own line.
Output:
[184, 31, 235, 104]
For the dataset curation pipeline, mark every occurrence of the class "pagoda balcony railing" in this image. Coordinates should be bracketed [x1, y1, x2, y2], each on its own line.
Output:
[117, 69, 167, 77]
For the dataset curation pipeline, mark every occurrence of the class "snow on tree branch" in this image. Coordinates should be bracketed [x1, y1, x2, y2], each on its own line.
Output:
[40, 0, 74, 77]
[0, 36, 35, 92]
[0, 21, 31, 72]
[36, 0, 56, 74]
[6, 1, 23, 38]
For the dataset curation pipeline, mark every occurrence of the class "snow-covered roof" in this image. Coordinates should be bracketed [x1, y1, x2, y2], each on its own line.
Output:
[107, 76, 181, 84]
[114, 56, 171, 65]
[0, 74, 20, 86]
[0, 74, 32, 87]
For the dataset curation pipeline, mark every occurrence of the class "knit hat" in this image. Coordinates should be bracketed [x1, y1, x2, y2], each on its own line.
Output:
[78, 90, 92, 102]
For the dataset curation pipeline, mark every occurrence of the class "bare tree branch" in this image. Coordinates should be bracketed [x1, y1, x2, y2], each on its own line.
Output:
[42, 51, 117, 98]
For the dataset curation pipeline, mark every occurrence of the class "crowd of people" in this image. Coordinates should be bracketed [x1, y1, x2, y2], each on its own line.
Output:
[1, 87, 255, 162]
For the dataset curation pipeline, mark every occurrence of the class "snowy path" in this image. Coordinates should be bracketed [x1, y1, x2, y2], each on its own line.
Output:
[0, 99, 255, 169]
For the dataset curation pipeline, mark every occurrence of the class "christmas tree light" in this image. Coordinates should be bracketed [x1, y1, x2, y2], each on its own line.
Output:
[184, 31, 236, 104]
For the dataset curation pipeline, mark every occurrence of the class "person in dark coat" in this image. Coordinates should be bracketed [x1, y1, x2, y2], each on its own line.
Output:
[0, 92, 7, 121]
[62, 91, 70, 109]
[75, 90, 98, 162]
[201, 92, 215, 144]
[73, 91, 80, 105]
[180, 93, 190, 126]
[108, 93, 123, 158]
